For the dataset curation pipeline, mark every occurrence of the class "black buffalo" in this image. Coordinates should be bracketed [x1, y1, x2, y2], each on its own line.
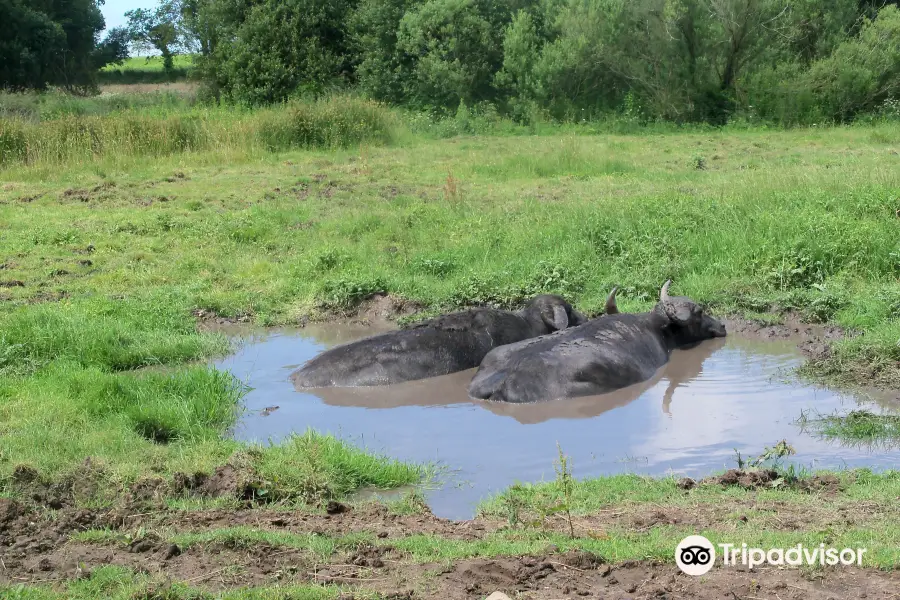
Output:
[467, 280, 727, 403]
[290, 291, 617, 388]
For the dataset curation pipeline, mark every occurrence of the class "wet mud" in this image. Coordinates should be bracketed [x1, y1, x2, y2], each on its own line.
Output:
[2, 497, 898, 599]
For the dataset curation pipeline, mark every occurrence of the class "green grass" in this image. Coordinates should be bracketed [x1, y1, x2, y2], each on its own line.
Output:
[390, 528, 900, 568]
[102, 56, 196, 73]
[0, 566, 368, 600]
[798, 409, 900, 446]
[0, 90, 195, 122]
[2, 99, 900, 507]
[249, 430, 435, 503]
[3, 118, 898, 382]
[478, 469, 900, 517]
[98, 56, 195, 85]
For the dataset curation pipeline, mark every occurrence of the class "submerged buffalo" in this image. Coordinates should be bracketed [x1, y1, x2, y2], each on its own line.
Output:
[467, 280, 727, 403]
[291, 291, 618, 388]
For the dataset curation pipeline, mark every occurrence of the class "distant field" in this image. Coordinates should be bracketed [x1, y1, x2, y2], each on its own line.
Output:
[102, 55, 195, 72]
[98, 55, 194, 84]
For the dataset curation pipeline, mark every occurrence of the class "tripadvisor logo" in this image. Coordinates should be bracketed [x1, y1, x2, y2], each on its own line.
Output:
[675, 535, 716, 576]
[675, 535, 868, 575]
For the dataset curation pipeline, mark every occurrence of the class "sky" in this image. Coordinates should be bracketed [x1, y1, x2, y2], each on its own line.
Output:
[100, 0, 158, 32]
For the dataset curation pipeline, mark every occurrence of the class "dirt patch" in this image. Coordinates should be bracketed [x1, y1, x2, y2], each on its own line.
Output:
[26, 290, 71, 304]
[59, 183, 117, 204]
[0, 280, 25, 287]
[192, 464, 261, 501]
[192, 307, 253, 330]
[162, 171, 188, 183]
[4, 541, 898, 599]
[9, 459, 116, 511]
[701, 469, 845, 493]
[1, 495, 897, 597]
[314, 293, 425, 326]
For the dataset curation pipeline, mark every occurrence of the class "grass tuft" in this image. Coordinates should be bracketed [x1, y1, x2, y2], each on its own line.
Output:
[798, 409, 900, 446]
[249, 430, 433, 503]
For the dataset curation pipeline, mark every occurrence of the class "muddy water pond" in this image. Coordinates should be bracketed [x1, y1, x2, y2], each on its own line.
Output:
[214, 323, 900, 520]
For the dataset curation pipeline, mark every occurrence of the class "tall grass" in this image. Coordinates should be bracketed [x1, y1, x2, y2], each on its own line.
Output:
[0, 294, 243, 478]
[250, 430, 432, 502]
[0, 295, 228, 375]
[0, 90, 195, 122]
[0, 96, 401, 167]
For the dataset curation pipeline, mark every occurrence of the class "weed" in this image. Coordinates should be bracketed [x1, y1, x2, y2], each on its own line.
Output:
[443, 169, 459, 203]
[413, 257, 455, 277]
[733, 439, 797, 470]
[318, 276, 387, 309]
[554, 443, 576, 539]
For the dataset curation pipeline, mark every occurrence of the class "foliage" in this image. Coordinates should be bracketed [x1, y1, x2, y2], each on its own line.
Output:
[803, 5, 900, 121]
[4, 0, 900, 124]
[192, 0, 359, 104]
[125, 1, 194, 74]
[395, 0, 509, 112]
[0, 0, 114, 92]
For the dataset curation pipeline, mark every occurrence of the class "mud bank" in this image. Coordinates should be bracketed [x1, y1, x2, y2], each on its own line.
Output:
[2, 489, 898, 599]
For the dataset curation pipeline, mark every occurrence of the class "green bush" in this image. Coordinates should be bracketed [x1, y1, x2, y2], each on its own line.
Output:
[199, 0, 357, 105]
[804, 5, 900, 122]
[396, 0, 507, 113]
[255, 96, 399, 150]
[48, 365, 244, 443]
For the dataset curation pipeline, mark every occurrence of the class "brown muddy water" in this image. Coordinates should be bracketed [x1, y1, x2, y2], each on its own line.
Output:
[213, 323, 900, 520]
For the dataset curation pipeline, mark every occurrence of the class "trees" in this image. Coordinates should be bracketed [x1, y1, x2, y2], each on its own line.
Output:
[192, 0, 359, 104]
[0, 0, 113, 91]
[805, 4, 900, 120]
[5, 0, 895, 123]
[396, 0, 507, 111]
[92, 26, 131, 73]
[125, 0, 195, 74]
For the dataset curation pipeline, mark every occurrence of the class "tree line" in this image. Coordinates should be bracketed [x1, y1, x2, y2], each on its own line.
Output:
[1, 0, 129, 92]
[4, 0, 900, 125]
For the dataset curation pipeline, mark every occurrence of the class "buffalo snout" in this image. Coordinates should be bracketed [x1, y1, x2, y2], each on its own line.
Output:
[707, 315, 727, 338]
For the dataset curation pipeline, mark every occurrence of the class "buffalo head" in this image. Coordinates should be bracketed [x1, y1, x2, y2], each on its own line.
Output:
[522, 294, 586, 332]
[656, 280, 726, 345]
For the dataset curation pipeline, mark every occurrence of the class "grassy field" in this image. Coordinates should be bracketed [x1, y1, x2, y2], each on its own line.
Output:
[98, 55, 194, 85]
[101, 56, 196, 73]
[1, 95, 899, 596]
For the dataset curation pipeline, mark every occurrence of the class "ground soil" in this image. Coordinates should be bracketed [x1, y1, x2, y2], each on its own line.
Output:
[2, 491, 898, 599]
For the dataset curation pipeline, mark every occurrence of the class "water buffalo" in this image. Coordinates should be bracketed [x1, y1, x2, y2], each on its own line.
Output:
[467, 280, 727, 403]
[290, 291, 614, 388]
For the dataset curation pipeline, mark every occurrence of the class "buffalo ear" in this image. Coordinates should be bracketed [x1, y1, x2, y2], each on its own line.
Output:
[665, 302, 693, 324]
[546, 304, 569, 331]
